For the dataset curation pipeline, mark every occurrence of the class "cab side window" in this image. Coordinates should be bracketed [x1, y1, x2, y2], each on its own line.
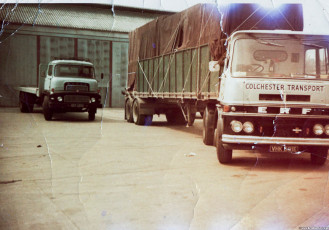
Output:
[47, 65, 53, 76]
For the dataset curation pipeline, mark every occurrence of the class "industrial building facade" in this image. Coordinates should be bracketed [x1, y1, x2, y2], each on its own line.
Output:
[0, 4, 166, 107]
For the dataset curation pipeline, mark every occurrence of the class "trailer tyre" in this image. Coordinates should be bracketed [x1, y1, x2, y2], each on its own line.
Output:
[216, 109, 232, 164]
[42, 96, 53, 121]
[310, 147, 328, 165]
[132, 99, 146, 125]
[203, 105, 215, 145]
[125, 98, 134, 123]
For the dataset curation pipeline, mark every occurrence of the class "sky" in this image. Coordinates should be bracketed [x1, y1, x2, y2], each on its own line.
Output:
[2, 0, 329, 33]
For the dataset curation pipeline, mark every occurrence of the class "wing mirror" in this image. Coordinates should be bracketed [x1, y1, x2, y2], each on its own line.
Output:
[209, 61, 220, 72]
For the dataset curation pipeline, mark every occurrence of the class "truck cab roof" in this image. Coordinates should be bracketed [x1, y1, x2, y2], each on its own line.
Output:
[49, 60, 94, 66]
[230, 30, 329, 39]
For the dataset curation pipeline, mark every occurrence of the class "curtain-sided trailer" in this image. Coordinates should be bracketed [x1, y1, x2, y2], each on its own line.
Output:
[124, 3, 329, 165]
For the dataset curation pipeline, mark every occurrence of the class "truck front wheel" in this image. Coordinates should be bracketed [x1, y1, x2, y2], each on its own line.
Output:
[310, 147, 328, 165]
[203, 105, 215, 145]
[215, 109, 232, 164]
[88, 109, 96, 121]
[42, 96, 53, 121]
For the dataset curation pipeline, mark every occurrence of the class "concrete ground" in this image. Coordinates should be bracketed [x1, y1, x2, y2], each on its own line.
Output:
[0, 107, 328, 230]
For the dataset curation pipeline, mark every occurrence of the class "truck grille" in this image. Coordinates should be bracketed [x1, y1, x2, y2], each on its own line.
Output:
[65, 82, 89, 92]
[64, 95, 90, 103]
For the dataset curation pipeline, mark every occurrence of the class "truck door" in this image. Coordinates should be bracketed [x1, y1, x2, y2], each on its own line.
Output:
[44, 64, 53, 93]
[39, 64, 48, 95]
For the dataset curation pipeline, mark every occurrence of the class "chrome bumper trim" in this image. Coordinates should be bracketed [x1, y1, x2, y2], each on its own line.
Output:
[222, 135, 329, 146]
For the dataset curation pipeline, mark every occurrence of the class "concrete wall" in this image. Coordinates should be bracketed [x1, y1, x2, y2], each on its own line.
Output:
[0, 25, 129, 108]
[0, 34, 37, 107]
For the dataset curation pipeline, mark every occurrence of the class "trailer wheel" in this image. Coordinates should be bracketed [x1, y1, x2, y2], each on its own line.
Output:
[216, 109, 232, 164]
[310, 147, 328, 165]
[19, 92, 34, 113]
[166, 109, 187, 125]
[132, 99, 146, 125]
[202, 105, 215, 145]
[42, 96, 53, 121]
[125, 98, 133, 123]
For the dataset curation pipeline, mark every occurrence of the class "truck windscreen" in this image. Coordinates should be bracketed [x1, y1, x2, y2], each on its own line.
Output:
[231, 37, 329, 80]
[54, 65, 95, 78]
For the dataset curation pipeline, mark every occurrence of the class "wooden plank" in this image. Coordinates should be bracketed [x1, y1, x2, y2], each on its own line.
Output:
[191, 49, 198, 94]
[200, 46, 209, 93]
[183, 50, 191, 92]
[154, 57, 159, 92]
[176, 52, 183, 93]
[158, 56, 164, 93]
[170, 54, 176, 93]
[149, 58, 154, 93]
[163, 55, 170, 92]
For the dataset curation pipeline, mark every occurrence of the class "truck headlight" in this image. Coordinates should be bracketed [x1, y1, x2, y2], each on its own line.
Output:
[57, 96, 63, 102]
[313, 124, 324, 135]
[91, 97, 96, 103]
[231, 120, 243, 133]
[243, 121, 254, 134]
[325, 125, 329, 136]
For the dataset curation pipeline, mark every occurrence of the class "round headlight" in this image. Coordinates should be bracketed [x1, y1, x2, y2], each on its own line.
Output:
[313, 124, 324, 136]
[91, 97, 96, 103]
[57, 96, 63, 102]
[231, 120, 243, 133]
[325, 125, 329, 136]
[243, 121, 254, 134]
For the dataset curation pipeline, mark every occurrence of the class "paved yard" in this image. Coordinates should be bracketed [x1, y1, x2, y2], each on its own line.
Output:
[0, 107, 328, 229]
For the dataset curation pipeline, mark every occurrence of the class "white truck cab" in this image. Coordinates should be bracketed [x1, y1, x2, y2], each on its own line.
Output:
[215, 30, 329, 165]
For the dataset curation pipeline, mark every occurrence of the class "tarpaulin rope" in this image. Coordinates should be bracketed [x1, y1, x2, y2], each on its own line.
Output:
[150, 22, 182, 91]
[182, 5, 215, 94]
[137, 59, 155, 94]
[158, 52, 176, 92]
[231, 6, 262, 35]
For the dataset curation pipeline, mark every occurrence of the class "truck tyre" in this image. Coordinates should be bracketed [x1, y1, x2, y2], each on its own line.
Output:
[88, 109, 96, 121]
[203, 105, 215, 145]
[19, 92, 34, 113]
[42, 96, 53, 121]
[166, 109, 187, 125]
[132, 99, 146, 125]
[125, 98, 133, 123]
[19, 99, 29, 113]
[216, 109, 232, 164]
[310, 147, 328, 165]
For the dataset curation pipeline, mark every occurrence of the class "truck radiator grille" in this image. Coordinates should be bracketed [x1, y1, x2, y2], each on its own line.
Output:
[64, 95, 90, 103]
[65, 82, 89, 92]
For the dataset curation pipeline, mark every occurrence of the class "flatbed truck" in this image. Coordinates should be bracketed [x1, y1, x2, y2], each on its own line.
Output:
[17, 59, 101, 121]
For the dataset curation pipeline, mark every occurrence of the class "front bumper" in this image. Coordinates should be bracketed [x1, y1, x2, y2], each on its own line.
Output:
[48, 92, 101, 112]
[222, 134, 329, 146]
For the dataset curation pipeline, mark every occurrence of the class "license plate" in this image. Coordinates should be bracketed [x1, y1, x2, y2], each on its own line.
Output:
[269, 145, 299, 153]
[71, 103, 84, 108]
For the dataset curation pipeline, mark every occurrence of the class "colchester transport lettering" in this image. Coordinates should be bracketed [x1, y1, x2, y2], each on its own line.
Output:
[245, 83, 324, 92]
